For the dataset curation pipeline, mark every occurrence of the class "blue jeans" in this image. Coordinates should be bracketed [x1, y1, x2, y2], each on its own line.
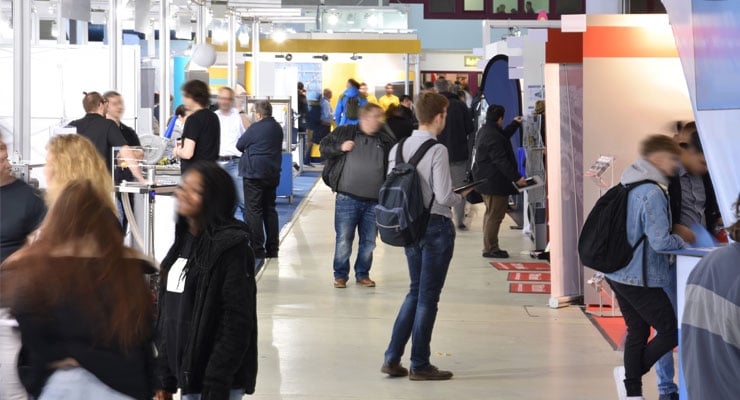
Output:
[656, 272, 679, 395]
[384, 215, 456, 370]
[220, 159, 246, 222]
[39, 368, 132, 399]
[333, 193, 378, 280]
[182, 390, 244, 400]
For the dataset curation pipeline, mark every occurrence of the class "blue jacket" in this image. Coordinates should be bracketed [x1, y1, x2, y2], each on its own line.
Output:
[334, 87, 367, 126]
[236, 116, 283, 180]
[605, 159, 686, 288]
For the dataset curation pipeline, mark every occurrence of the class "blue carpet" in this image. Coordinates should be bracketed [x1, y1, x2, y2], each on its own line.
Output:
[276, 169, 322, 232]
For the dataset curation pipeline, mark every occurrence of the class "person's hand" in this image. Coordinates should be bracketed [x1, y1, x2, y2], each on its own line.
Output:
[513, 116, 523, 123]
[460, 188, 474, 198]
[155, 390, 173, 400]
[516, 177, 528, 187]
[172, 147, 179, 158]
[673, 223, 696, 244]
[341, 141, 355, 152]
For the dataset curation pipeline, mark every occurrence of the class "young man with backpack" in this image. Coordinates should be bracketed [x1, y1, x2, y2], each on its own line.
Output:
[334, 79, 368, 126]
[586, 135, 693, 400]
[381, 92, 471, 381]
[320, 103, 395, 289]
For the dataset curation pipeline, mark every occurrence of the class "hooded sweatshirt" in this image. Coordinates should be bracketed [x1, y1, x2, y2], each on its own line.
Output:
[334, 86, 368, 126]
[605, 158, 685, 288]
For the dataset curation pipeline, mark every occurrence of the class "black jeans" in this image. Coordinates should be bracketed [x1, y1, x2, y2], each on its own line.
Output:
[243, 177, 280, 259]
[607, 278, 677, 397]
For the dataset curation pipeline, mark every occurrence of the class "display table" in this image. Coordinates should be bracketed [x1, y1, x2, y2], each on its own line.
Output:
[661, 247, 718, 400]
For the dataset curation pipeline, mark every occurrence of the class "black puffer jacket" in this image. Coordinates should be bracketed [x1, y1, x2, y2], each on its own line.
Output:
[437, 92, 474, 163]
[472, 120, 522, 196]
[320, 124, 396, 192]
[157, 221, 257, 400]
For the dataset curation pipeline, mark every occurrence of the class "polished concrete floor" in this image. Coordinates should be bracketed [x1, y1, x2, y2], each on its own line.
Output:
[249, 182, 661, 400]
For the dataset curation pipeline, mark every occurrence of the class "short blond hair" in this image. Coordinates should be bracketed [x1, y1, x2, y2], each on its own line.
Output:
[45, 134, 116, 215]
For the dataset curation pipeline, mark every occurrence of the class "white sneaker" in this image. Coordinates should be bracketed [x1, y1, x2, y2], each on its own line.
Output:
[625, 397, 645, 400]
[613, 366, 627, 400]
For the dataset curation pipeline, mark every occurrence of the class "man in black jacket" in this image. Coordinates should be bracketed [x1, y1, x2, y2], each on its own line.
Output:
[68, 91, 128, 170]
[435, 78, 474, 230]
[237, 100, 284, 265]
[321, 103, 395, 289]
[472, 105, 525, 259]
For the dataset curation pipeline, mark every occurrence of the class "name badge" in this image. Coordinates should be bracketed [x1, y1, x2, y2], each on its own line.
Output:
[166, 258, 188, 293]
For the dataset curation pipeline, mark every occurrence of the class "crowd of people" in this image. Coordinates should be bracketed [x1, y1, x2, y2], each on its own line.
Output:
[0, 73, 738, 400]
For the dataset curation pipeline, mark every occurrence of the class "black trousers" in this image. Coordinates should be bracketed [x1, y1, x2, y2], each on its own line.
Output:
[243, 177, 280, 259]
[607, 278, 677, 397]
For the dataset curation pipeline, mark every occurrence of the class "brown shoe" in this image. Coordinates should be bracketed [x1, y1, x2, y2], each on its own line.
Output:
[334, 278, 348, 289]
[409, 365, 453, 381]
[356, 277, 376, 287]
[381, 362, 409, 377]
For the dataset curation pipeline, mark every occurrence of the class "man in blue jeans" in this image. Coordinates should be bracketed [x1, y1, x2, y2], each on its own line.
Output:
[381, 92, 470, 381]
[320, 103, 395, 288]
[215, 87, 250, 222]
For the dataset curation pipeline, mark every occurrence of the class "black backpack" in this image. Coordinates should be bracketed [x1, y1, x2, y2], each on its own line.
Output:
[376, 138, 438, 247]
[578, 180, 662, 275]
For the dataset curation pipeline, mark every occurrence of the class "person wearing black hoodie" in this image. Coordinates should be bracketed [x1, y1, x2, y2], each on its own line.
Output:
[472, 105, 524, 259]
[434, 78, 474, 230]
[156, 162, 257, 400]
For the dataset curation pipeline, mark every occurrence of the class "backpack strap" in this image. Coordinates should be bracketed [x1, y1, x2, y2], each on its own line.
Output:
[408, 139, 439, 167]
[395, 137, 409, 164]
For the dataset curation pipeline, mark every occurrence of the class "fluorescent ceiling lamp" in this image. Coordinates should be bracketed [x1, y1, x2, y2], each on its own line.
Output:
[245, 8, 301, 17]
[327, 14, 339, 26]
[272, 29, 287, 43]
[237, 25, 250, 47]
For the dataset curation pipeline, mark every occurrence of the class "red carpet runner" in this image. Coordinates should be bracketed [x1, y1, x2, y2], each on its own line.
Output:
[491, 262, 552, 294]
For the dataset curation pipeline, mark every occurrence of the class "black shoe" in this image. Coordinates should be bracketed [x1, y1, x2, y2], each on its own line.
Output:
[457, 224, 468, 231]
[409, 365, 453, 381]
[381, 362, 409, 377]
[267, 252, 279, 259]
[658, 393, 679, 400]
[482, 250, 509, 258]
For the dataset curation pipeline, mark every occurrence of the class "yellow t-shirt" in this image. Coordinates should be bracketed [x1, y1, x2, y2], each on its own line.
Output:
[365, 94, 379, 105]
[378, 94, 400, 111]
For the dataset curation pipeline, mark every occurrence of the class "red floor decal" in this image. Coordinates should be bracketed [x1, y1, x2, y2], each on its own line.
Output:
[507, 272, 551, 282]
[509, 283, 551, 294]
[491, 262, 551, 271]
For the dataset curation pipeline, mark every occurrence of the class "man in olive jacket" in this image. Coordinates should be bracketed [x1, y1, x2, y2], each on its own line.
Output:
[320, 103, 396, 289]
[472, 105, 526, 259]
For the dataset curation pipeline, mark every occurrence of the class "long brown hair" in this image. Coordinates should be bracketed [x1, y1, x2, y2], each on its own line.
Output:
[0, 180, 152, 351]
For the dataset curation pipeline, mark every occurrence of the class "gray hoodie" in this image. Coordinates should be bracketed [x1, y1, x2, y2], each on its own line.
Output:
[621, 158, 670, 187]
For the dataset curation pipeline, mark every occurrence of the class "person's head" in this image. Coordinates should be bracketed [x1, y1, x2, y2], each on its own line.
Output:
[103, 91, 124, 122]
[323, 88, 333, 100]
[181, 79, 211, 111]
[675, 121, 696, 144]
[422, 81, 435, 92]
[0, 139, 12, 183]
[44, 134, 115, 213]
[640, 134, 682, 177]
[347, 79, 360, 90]
[434, 78, 451, 94]
[415, 92, 449, 135]
[253, 100, 272, 121]
[0, 179, 152, 352]
[153, 92, 160, 105]
[385, 84, 394, 96]
[175, 161, 237, 234]
[175, 104, 188, 122]
[729, 194, 740, 242]
[526, 1, 533, 10]
[486, 105, 506, 127]
[216, 87, 235, 112]
[358, 103, 384, 135]
[82, 91, 107, 116]
[385, 104, 401, 119]
[400, 95, 413, 108]
[297, 82, 305, 91]
[359, 82, 369, 95]
[678, 131, 708, 176]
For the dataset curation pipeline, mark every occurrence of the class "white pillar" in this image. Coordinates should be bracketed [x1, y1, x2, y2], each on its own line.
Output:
[109, 0, 123, 90]
[159, 0, 171, 131]
[228, 12, 236, 89]
[404, 54, 410, 95]
[13, 0, 31, 158]
[251, 20, 260, 97]
[196, 4, 207, 44]
[413, 54, 421, 97]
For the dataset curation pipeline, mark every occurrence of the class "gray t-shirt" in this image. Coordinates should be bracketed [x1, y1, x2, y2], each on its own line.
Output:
[338, 132, 386, 201]
[679, 167, 707, 227]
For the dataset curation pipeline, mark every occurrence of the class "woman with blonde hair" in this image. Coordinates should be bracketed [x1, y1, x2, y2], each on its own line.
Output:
[0, 179, 156, 399]
[44, 134, 116, 215]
